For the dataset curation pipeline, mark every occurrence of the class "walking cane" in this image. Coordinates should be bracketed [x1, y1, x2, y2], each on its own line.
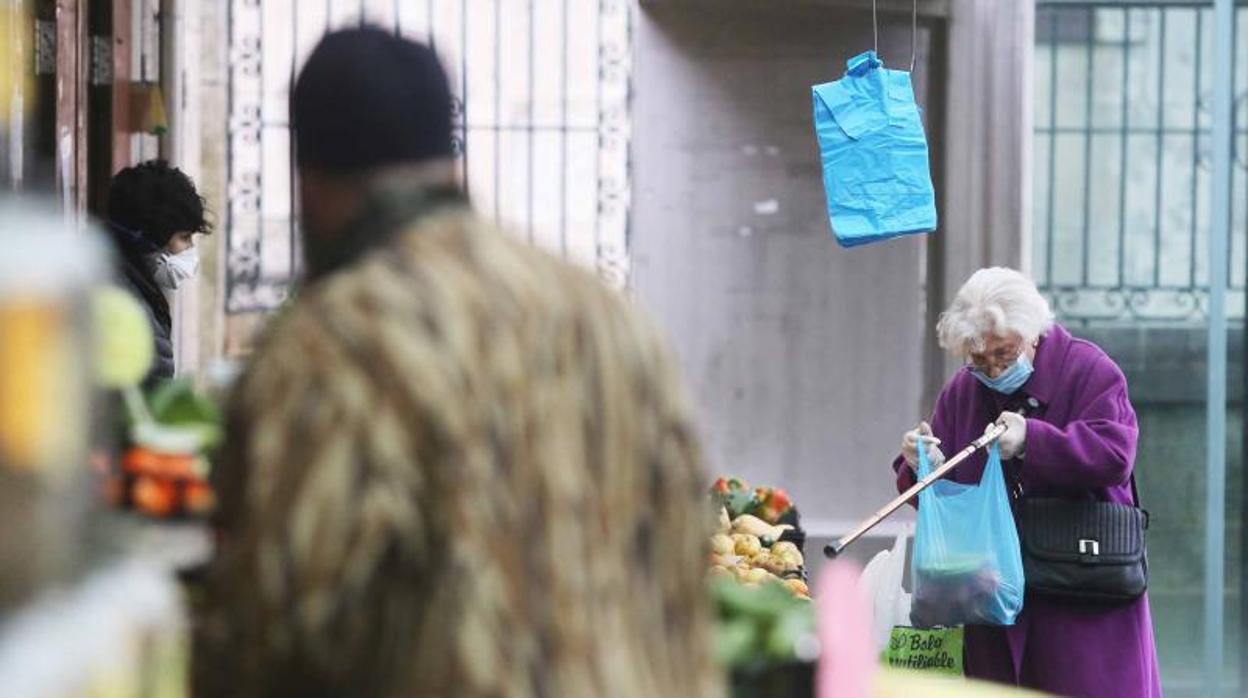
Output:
[823, 421, 1009, 558]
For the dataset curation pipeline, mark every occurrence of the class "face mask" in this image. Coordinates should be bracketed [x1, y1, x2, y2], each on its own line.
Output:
[148, 246, 199, 291]
[970, 353, 1034, 395]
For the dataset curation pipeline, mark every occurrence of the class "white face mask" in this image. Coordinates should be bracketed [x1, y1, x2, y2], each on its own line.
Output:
[148, 246, 199, 291]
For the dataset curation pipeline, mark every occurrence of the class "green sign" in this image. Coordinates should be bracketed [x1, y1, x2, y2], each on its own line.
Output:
[881, 626, 964, 676]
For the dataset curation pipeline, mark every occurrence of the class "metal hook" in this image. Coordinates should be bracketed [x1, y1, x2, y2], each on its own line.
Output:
[873, 0, 920, 74]
[872, 0, 879, 58]
[910, 0, 918, 73]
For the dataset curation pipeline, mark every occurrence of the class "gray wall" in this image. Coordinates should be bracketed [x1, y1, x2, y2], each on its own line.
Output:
[631, 5, 940, 535]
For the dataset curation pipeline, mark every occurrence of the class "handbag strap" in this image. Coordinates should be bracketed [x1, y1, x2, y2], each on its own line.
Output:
[1005, 445, 1142, 505]
[1002, 396, 1144, 512]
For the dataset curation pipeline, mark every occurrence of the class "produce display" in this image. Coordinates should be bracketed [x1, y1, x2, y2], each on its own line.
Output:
[114, 444, 214, 518]
[711, 477, 797, 525]
[708, 477, 809, 600]
[709, 479, 817, 697]
[105, 379, 222, 520]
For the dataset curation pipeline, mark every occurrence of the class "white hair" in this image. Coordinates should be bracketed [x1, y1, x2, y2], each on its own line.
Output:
[936, 267, 1055, 357]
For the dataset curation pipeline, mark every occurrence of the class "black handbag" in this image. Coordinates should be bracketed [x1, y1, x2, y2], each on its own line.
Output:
[1016, 487, 1149, 603]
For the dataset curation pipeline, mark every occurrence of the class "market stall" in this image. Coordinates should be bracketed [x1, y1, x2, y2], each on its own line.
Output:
[0, 206, 216, 697]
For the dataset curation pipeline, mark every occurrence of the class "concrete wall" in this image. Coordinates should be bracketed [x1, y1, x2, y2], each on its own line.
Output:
[631, 4, 940, 535]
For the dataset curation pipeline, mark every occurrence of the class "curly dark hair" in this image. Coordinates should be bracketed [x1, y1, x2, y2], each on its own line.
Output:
[107, 160, 210, 250]
[105, 160, 210, 331]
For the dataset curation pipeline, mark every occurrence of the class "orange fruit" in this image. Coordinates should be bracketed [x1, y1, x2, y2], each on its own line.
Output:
[132, 477, 176, 516]
[184, 482, 216, 514]
[123, 447, 197, 479]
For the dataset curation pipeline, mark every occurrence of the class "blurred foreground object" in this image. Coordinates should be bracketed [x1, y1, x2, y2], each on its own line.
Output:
[0, 201, 105, 610]
[0, 561, 185, 698]
[91, 286, 155, 390]
[714, 577, 817, 698]
[872, 670, 1053, 697]
[0, 205, 206, 695]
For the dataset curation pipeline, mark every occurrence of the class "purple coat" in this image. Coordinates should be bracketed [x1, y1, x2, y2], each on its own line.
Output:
[894, 324, 1162, 697]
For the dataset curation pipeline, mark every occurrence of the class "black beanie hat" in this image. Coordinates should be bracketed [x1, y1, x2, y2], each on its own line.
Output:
[292, 27, 453, 174]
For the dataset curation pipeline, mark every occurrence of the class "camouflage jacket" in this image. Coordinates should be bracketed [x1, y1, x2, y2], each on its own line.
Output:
[195, 205, 720, 698]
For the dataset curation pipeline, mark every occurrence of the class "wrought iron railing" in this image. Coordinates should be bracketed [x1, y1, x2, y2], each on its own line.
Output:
[1034, 0, 1248, 322]
[225, 1, 631, 315]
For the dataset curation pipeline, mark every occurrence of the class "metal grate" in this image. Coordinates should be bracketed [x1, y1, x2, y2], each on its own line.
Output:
[1034, 1, 1248, 322]
[225, 0, 632, 314]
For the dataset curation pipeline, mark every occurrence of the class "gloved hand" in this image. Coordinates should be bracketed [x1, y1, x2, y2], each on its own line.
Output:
[989, 411, 1027, 460]
[902, 421, 945, 472]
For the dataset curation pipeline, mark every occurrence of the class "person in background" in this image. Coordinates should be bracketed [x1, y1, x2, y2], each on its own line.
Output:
[194, 28, 718, 697]
[895, 267, 1160, 697]
[104, 160, 210, 385]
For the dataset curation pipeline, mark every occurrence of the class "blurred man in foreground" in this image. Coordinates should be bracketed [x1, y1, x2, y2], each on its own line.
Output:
[193, 27, 718, 698]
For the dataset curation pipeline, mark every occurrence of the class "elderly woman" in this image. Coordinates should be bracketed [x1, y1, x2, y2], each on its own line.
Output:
[894, 267, 1161, 696]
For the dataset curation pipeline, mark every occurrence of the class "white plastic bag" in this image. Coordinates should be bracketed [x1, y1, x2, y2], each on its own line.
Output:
[856, 524, 912, 654]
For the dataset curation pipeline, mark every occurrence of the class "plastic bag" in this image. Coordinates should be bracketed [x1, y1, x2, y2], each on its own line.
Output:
[857, 525, 912, 653]
[910, 441, 1023, 628]
[811, 50, 937, 248]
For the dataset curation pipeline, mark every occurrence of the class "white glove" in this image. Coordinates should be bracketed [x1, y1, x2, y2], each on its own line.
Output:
[990, 411, 1027, 460]
[902, 421, 945, 472]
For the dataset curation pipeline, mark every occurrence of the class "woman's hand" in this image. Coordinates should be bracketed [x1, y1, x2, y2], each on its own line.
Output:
[902, 421, 944, 472]
[991, 411, 1027, 460]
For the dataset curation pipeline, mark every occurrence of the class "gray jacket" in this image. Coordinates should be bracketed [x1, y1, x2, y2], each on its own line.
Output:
[121, 274, 174, 387]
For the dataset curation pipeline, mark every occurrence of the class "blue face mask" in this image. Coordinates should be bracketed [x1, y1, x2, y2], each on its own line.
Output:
[970, 353, 1034, 395]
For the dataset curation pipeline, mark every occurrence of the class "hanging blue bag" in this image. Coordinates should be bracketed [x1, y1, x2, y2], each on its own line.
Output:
[811, 50, 937, 248]
[909, 441, 1024, 628]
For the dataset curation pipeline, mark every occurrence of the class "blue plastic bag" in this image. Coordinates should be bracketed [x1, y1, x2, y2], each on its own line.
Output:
[811, 51, 937, 248]
[909, 441, 1024, 628]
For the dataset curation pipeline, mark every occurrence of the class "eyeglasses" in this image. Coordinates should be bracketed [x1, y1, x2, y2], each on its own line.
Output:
[966, 341, 1025, 375]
